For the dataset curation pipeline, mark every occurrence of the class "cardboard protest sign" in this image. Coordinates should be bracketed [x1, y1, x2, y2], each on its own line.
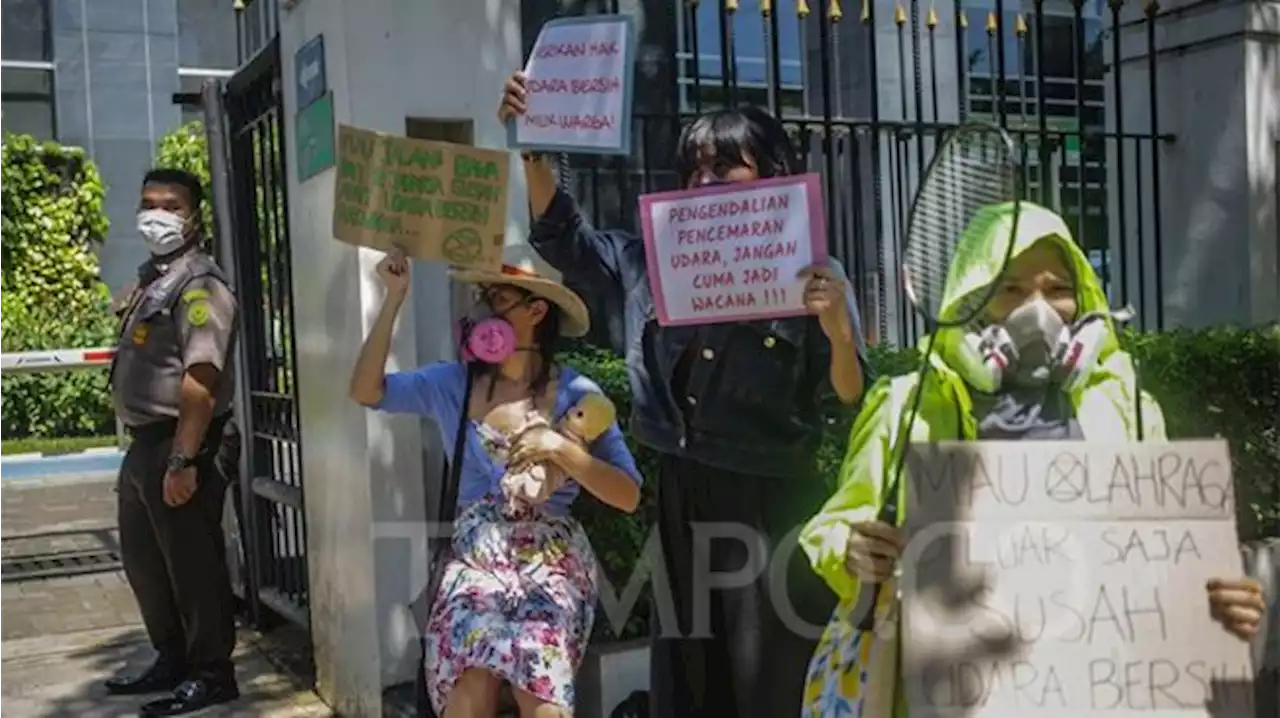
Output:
[638, 174, 827, 326]
[900, 440, 1255, 718]
[509, 14, 636, 155]
[332, 125, 508, 269]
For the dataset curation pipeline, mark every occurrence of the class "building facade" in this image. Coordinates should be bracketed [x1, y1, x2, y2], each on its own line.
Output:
[0, 0, 238, 290]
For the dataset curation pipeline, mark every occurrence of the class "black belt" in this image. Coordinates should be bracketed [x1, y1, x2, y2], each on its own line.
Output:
[127, 412, 232, 446]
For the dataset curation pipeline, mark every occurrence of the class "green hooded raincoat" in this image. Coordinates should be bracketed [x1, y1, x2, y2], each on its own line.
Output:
[798, 201, 1167, 716]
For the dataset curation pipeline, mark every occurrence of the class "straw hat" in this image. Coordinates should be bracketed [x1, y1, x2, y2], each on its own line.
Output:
[450, 253, 590, 338]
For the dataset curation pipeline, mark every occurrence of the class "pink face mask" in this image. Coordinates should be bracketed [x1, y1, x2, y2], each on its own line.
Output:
[455, 317, 516, 364]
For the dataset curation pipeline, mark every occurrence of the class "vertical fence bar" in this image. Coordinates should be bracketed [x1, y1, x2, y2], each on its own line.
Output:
[909, 0, 924, 175]
[819, 1, 840, 253]
[1071, 0, 1087, 246]
[955, 9, 967, 122]
[764, 0, 783, 119]
[688, 0, 704, 114]
[927, 6, 939, 124]
[1145, 1, 1163, 328]
[1032, 2, 1050, 207]
[718, 0, 736, 105]
[994, 0, 1008, 126]
[1108, 0, 1128, 308]
[863, 1, 889, 343]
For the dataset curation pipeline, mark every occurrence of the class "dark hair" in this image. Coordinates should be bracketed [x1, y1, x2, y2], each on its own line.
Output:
[675, 105, 798, 187]
[142, 168, 205, 209]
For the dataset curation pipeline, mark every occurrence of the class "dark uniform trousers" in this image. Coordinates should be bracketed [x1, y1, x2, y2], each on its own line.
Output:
[118, 415, 236, 682]
[650, 455, 838, 718]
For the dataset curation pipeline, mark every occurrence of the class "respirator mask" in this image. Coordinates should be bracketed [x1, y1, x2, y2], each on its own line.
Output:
[964, 298, 1108, 393]
[454, 291, 529, 364]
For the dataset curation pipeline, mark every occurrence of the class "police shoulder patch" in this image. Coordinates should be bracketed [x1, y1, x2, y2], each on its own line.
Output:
[186, 299, 211, 327]
[182, 287, 212, 303]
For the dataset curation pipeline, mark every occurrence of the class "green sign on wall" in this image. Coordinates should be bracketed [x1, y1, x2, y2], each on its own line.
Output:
[296, 92, 335, 181]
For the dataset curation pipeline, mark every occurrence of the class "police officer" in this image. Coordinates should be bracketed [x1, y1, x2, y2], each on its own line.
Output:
[105, 168, 240, 716]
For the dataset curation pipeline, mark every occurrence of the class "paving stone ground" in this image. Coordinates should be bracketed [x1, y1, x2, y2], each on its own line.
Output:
[2, 475, 330, 717]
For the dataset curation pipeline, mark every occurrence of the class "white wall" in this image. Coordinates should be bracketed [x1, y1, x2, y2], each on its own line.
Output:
[277, 0, 526, 713]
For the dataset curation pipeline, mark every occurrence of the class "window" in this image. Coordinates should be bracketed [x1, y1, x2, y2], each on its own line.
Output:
[2, 67, 55, 139]
[2, 0, 50, 62]
[675, 3, 805, 112]
[2, 0, 55, 140]
[177, 0, 238, 70]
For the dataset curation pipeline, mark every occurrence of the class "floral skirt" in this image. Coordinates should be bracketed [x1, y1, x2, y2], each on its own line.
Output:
[423, 494, 599, 712]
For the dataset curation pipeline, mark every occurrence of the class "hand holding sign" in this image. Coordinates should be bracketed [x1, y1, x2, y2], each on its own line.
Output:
[640, 174, 828, 326]
[800, 262, 854, 340]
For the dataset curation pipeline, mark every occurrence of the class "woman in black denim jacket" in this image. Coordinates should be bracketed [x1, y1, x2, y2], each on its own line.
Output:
[501, 73, 870, 717]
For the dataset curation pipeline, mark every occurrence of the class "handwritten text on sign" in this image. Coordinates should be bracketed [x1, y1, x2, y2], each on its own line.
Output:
[900, 440, 1254, 718]
[513, 15, 635, 154]
[332, 125, 509, 269]
[639, 174, 827, 326]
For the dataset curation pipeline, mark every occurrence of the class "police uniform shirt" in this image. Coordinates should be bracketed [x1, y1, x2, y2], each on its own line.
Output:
[111, 251, 238, 428]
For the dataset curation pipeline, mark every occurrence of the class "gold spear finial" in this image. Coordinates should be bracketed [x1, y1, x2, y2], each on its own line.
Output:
[725, 0, 739, 12]
[1015, 13, 1028, 36]
[861, 0, 870, 23]
[895, 4, 906, 25]
[797, 0, 811, 18]
[986, 11, 998, 33]
[830, 0, 843, 22]
[761, 0, 772, 17]
[959, 9, 968, 28]
[927, 5, 939, 28]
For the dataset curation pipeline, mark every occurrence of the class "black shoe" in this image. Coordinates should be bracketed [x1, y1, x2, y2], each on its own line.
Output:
[102, 660, 185, 696]
[139, 678, 240, 716]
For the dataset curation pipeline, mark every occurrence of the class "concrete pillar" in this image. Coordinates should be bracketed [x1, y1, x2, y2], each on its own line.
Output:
[1106, 0, 1280, 329]
[276, 0, 525, 713]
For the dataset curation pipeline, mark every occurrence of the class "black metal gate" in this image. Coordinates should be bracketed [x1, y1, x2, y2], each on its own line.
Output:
[535, 0, 1170, 347]
[208, 35, 310, 631]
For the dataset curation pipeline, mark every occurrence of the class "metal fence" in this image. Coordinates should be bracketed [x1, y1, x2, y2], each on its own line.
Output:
[554, 0, 1169, 347]
[205, 35, 310, 631]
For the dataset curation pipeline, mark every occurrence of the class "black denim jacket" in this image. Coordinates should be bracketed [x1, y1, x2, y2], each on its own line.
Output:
[529, 189, 870, 479]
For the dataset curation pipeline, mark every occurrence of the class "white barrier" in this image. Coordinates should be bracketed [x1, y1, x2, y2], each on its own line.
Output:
[0, 347, 116, 374]
[0, 347, 125, 450]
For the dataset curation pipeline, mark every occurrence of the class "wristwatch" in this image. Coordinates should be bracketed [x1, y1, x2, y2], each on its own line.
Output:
[166, 454, 197, 472]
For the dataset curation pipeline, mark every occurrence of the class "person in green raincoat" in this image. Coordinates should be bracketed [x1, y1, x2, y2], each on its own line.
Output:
[798, 201, 1268, 716]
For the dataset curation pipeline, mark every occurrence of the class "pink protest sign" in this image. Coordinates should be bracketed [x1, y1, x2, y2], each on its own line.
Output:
[640, 174, 828, 326]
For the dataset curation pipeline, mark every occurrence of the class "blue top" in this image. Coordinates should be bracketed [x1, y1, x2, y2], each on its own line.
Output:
[374, 362, 643, 516]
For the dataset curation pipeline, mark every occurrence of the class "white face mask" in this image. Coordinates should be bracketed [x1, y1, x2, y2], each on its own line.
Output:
[137, 209, 189, 255]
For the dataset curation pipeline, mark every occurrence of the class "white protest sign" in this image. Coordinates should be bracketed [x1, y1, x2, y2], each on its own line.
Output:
[509, 14, 636, 155]
[900, 440, 1255, 718]
[638, 174, 828, 326]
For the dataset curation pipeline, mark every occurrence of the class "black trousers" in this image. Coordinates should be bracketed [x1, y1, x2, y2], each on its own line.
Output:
[117, 418, 237, 682]
[650, 455, 836, 718]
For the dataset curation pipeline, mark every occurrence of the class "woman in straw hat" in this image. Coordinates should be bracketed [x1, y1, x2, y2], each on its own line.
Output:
[350, 248, 643, 717]
[500, 76, 870, 717]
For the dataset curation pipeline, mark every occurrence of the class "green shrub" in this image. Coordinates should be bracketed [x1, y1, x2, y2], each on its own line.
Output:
[1, 134, 116, 439]
[154, 121, 214, 235]
[561, 325, 1280, 641]
[1, 134, 109, 315]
